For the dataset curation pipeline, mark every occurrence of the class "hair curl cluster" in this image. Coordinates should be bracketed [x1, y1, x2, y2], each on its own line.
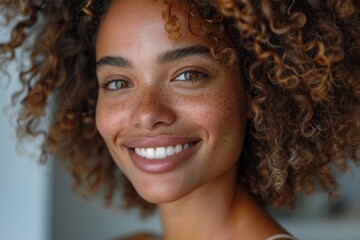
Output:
[1, 0, 360, 214]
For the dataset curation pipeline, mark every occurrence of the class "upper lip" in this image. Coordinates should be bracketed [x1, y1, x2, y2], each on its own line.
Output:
[123, 135, 201, 148]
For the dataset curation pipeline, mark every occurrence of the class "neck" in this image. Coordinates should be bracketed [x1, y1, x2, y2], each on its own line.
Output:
[159, 167, 240, 240]
[158, 168, 286, 240]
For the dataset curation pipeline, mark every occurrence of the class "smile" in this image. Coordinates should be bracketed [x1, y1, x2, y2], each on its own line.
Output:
[125, 136, 201, 173]
[134, 142, 196, 160]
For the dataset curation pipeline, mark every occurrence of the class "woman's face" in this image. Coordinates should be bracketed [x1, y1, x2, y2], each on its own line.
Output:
[95, 0, 248, 204]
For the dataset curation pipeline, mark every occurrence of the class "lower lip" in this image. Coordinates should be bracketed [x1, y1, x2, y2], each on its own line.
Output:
[128, 143, 199, 174]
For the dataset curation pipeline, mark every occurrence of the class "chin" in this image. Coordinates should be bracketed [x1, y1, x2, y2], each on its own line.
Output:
[138, 193, 176, 205]
[136, 191, 180, 205]
[132, 180, 194, 205]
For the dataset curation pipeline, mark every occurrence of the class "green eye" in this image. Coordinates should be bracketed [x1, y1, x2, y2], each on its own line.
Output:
[107, 80, 134, 90]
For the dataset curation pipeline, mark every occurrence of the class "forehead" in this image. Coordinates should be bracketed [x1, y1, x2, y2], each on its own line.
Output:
[95, 0, 209, 60]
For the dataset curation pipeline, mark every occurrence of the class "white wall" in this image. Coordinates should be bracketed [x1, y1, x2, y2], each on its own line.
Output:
[0, 65, 52, 240]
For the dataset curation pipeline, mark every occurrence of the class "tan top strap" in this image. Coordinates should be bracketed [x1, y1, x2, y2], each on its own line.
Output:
[266, 233, 296, 240]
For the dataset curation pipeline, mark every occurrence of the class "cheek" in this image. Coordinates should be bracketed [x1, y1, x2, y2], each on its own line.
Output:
[189, 87, 246, 141]
[211, 97, 245, 149]
[95, 98, 127, 141]
[196, 84, 248, 163]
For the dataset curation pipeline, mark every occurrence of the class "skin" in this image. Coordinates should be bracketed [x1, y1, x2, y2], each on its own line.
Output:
[95, 0, 288, 239]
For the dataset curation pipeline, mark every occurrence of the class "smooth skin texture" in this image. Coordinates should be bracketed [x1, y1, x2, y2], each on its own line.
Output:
[95, 0, 288, 239]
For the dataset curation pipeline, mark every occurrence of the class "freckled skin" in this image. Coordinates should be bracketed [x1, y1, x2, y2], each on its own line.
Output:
[95, 0, 248, 203]
[95, 0, 286, 239]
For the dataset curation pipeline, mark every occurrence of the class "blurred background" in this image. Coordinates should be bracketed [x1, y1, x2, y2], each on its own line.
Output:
[1, 23, 360, 240]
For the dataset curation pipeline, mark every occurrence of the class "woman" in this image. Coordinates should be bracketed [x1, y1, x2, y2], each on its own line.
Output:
[1, 0, 359, 239]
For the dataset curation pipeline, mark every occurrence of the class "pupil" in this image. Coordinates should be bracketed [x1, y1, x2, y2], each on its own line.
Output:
[115, 81, 124, 89]
[115, 81, 129, 89]
[185, 72, 198, 80]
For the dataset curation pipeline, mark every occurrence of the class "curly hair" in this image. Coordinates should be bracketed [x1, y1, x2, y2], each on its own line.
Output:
[1, 0, 359, 215]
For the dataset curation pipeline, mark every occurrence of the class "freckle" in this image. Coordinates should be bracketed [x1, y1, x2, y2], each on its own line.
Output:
[222, 138, 227, 148]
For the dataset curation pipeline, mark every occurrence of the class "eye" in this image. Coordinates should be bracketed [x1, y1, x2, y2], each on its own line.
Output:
[105, 79, 134, 90]
[174, 70, 207, 82]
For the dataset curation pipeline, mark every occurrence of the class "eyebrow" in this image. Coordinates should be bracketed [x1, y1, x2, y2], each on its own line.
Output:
[96, 56, 132, 70]
[96, 45, 213, 71]
[157, 45, 212, 64]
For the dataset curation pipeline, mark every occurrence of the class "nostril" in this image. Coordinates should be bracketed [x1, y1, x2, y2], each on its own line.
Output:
[132, 96, 176, 130]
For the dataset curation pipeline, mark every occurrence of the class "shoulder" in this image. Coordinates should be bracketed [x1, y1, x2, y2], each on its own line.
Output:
[115, 232, 161, 240]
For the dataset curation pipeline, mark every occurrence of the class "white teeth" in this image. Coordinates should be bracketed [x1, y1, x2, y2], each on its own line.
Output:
[155, 147, 167, 159]
[166, 146, 175, 156]
[174, 144, 182, 153]
[135, 148, 141, 155]
[140, 148, 146, 158]
[134, 143, 193, 160]
[145, 148, 156, 159]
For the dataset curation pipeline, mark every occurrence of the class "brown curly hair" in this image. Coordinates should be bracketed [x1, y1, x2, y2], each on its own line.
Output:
[1, 0, 359, 215]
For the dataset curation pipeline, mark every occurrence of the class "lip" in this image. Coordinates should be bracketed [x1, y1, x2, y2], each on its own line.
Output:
[124, 136, 201, 174]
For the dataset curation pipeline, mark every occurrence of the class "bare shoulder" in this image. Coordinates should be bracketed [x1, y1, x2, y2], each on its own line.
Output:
[115, 232, 162, 240]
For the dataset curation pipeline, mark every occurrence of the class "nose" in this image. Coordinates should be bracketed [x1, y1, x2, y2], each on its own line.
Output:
[131, 86, 176, 130]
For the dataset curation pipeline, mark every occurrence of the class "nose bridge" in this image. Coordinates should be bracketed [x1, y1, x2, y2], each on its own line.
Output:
[132, 83, 175, 130]
[139, 84, 162, 114]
